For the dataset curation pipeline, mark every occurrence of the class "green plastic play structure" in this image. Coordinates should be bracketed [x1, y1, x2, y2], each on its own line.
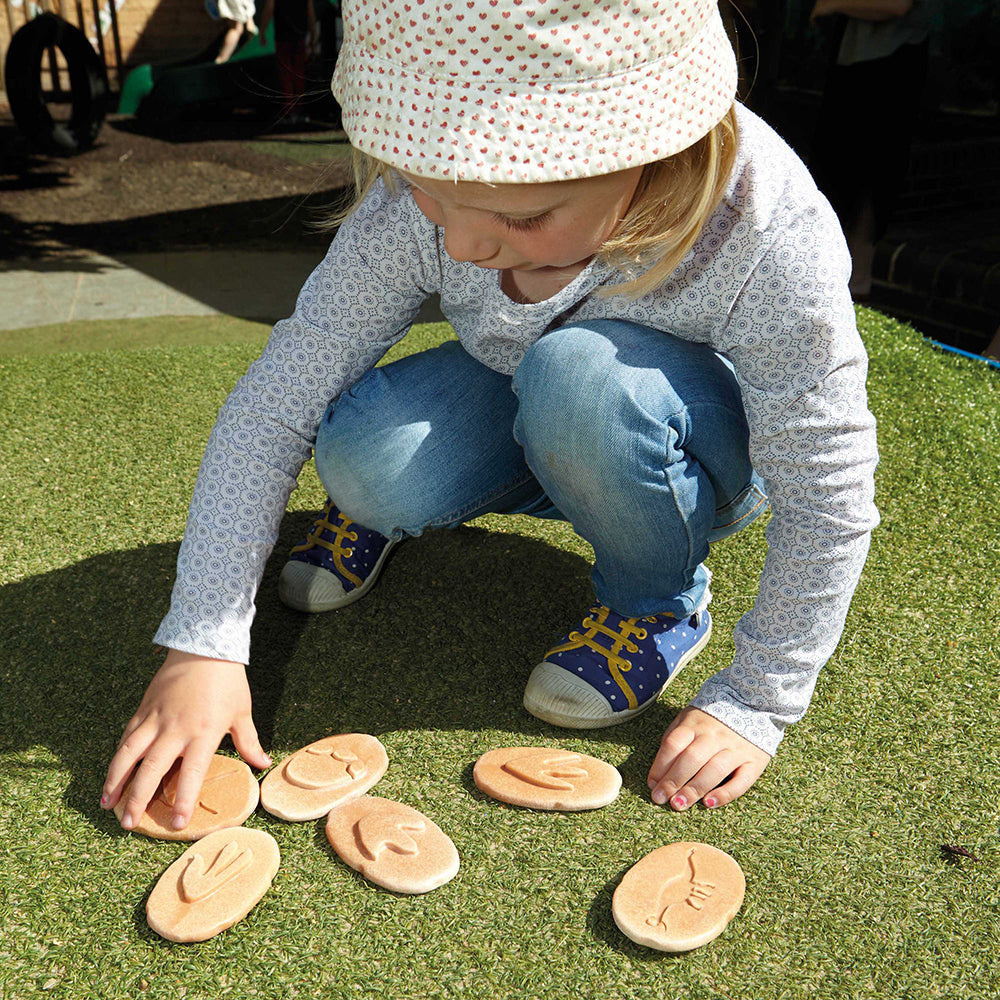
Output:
[116, 0, 339, 122]
[117, 24, 276, 118]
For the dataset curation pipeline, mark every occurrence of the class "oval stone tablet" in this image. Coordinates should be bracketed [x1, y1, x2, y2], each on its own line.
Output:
[473, 747, 622, 811]
[260, 733, 389, 821]
[114, 754, 260, 840]
[612, 841, 746, 952]
[325, 795, 460, 894]
[146, 827, 280, 942]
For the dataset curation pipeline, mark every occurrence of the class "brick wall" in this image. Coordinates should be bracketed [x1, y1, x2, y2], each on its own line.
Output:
[118, 0, 219, 65]
[895, 137, 1000, 219]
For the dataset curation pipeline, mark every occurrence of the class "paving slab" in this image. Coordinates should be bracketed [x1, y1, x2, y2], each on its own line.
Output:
[0, 249, 326, 331]
[0, 248, 447, 334]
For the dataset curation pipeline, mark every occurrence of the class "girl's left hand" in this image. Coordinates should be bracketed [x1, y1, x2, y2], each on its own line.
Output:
[647, 706, 772, 811]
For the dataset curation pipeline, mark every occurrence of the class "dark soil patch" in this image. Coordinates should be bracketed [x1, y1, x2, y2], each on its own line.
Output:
[0, 112, 353, 260]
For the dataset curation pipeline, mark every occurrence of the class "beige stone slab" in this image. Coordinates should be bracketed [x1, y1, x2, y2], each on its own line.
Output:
[114, 754, 259, 841]
[260, 733, 389, 821]
[473, 747, 622, 811]
[612, 842, 746, 952]
[0, 250, 322, 330]
[146, 827, 280, 942]
[325, 796, 460, 895]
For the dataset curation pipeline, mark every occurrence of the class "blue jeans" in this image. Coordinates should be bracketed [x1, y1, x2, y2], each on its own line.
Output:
[314, 320, 767, 619]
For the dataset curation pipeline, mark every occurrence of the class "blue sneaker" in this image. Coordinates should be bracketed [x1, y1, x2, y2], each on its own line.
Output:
[278, 499, 399, 612]
[523, 604, 712, 728]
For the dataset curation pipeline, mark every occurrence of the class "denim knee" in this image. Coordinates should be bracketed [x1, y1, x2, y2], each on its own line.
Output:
[313, 390, 418, 538]
[313, 341, 536, 537]
[512, 320, 761, 532]
[512, 322, 654, 486]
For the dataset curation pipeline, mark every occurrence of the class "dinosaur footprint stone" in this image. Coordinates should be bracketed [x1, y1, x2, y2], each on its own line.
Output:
[114, 754, 260, 841]
[325, 795, 460, 894]
[146, 827, 280, 942]
[473, 747, 622, 810]
[612, 841, 745, 952]
[260, 733, 389, 821]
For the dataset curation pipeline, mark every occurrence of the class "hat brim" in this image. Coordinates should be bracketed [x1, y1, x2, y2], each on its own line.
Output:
[333, 6, 737, 183]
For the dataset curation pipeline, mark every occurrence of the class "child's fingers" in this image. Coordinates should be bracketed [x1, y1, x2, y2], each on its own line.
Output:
[115, 713, 146, 750]
[646, 724, 697, 787]
[167, 740, 219, 831]
[701, 761, 766, 809]
[646, 706, 772, 810]
[647, 736, 715, 806]
[116, 740, 185, 830]
[101, 718, 159, 808]
[230, 713, 272, 771]
[659, 749, 742, 811]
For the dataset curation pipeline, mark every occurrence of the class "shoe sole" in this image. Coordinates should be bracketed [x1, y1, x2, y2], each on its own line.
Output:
[278, 537, 400, 613]
[523, 614, 712, 729]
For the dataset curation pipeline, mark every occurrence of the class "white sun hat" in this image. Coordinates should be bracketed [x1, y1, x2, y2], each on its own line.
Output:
[332, 0, 737, 183]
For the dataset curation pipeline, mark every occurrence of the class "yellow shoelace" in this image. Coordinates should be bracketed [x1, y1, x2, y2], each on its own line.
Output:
[547, 605, 669, 710]
[290, 501, 363, 587]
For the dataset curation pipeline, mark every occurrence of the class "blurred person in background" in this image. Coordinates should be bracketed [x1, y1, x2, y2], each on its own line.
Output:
[208, 0, 260, 64]
[261, 0, 317, 121]
[809, 0, 934, 299]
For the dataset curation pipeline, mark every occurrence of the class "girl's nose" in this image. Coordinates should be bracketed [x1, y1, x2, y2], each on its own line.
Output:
[442, 223, 501, 265]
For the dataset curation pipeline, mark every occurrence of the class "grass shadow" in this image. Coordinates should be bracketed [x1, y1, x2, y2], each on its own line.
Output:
[131, 871, 170, 945]
[0, 510, 683, 831]
[459, 759, 486, 802]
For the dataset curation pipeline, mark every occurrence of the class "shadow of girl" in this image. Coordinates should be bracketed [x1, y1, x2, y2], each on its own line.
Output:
[0, 513, 682, 830]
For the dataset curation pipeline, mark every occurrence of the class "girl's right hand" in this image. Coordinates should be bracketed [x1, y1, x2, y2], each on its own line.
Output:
[100, 649, 272, 832]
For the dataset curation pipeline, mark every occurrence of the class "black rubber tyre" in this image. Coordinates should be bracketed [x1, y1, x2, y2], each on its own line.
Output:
[4, 13, 110, 155]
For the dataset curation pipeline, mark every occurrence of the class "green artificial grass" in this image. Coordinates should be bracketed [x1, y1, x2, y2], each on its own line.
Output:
[1, 310, 998, 999]
[0, 316, 273, 358]
[244, 132, 354, 166]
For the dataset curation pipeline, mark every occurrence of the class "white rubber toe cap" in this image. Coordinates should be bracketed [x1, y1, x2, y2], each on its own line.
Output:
[523, 661, 618, 729]
[278, 560, 349, 613]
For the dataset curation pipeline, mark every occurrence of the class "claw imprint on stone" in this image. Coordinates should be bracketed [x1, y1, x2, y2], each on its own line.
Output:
[502, 750, 589, 790]
[180, 840, 254, 903]
[646, 848, 716, 930]
[355, 813, 427, 861]
[284, 748, 366, 790]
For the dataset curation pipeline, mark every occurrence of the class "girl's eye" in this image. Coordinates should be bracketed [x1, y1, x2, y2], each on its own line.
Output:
[494, 211, 551, 233]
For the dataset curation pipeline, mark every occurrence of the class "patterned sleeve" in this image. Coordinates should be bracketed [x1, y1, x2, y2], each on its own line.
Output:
[690, 199, 880, 756]
[154, 180, 434, 663]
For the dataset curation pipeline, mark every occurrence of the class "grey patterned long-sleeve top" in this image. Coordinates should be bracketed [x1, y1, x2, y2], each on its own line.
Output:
[155, 104, 879, 756]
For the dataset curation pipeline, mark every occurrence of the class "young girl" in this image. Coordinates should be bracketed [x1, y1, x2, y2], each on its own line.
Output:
[103, 0, 879, 832]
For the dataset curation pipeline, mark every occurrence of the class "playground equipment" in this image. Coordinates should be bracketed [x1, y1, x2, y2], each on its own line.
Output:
[4, 0, 340, 154]
[116, 22, 276, 122]
[4, 11, 110, 154]
[117, 1, 341, 124]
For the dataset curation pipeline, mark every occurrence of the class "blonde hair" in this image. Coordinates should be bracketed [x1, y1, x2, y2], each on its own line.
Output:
[328, 105, 738, 299]
[598, 104, 738, 296]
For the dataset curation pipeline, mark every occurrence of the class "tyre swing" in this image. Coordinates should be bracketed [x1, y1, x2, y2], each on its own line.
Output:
[4, 13, 110, 155]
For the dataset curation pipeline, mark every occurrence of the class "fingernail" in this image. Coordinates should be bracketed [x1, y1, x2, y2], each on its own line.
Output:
[646, 778, 656, 789]
[704, 796, 718, 808]
[671, 794, 687, 810]
[651, 788, 667, 805]
[121, 815, 133, 830]
[100, 794, 109, 808]
[172, 814, 188, 831]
